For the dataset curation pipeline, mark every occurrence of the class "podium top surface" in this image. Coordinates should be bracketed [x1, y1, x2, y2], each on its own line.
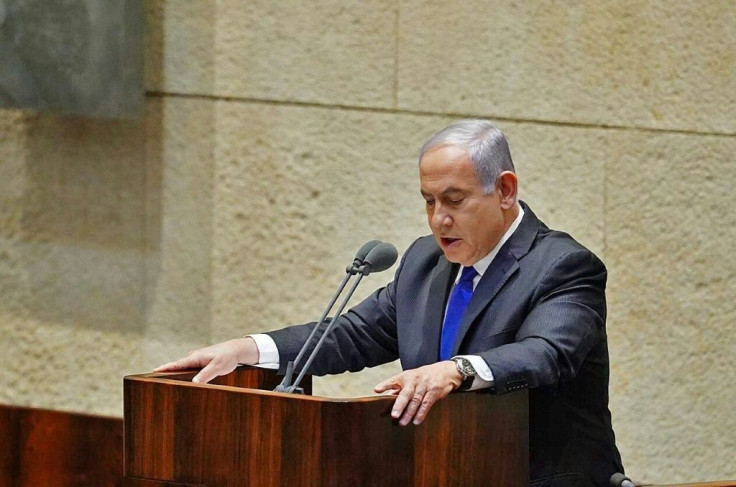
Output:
[125, 369, 396, 403]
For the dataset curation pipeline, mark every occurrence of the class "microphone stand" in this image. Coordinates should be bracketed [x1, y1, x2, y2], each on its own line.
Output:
[287, 264, 369, 393]
[273, 262, 361, 393]
[273, 241, 397, 394]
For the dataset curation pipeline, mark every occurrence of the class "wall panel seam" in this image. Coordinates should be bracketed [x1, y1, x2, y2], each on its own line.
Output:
[144, 91, 736, 138]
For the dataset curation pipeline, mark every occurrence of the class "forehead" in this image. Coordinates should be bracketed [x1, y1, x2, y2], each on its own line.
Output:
[419, 145, 481, 192]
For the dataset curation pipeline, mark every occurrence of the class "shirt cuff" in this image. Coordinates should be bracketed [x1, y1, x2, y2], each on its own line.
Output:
[247, 334, 280, 370]
[454, 354, 494, 391]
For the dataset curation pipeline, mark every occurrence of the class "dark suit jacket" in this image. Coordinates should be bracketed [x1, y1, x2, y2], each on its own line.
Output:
[269, 202, 623, 486]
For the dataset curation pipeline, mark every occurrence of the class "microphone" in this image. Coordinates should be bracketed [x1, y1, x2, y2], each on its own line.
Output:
[273, 240, 390, 393]
[360, 242, 399, 275]
[610, 473, 635, 487]
[283, 242, 398, 394]
[349, 239, 382, 273]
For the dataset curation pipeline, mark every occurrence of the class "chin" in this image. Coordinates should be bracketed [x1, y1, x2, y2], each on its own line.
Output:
[441, 251, 465, 265]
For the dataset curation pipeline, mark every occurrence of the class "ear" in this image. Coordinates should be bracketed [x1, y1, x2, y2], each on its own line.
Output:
[496, 171, 518, 210]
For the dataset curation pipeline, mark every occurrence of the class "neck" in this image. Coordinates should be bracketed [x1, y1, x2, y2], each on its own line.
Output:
[502, 201, 521, 231]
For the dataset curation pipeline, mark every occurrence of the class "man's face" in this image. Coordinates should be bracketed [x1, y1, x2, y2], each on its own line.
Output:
[419, 145, 509, 266]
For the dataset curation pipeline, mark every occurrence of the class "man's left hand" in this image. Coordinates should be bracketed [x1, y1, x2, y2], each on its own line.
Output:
[374, 361, 462, 426]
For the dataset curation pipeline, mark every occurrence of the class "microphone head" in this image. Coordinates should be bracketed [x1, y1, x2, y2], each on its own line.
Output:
[610, 473, 634, 487]
[361, 242, 398, 274]
[354, 240, 382, 264]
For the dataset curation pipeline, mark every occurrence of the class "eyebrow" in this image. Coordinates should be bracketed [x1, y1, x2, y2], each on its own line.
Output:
[420, 187, 465, 197]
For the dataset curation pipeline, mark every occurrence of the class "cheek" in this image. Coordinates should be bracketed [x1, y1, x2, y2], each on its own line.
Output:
[465, 214, 492, 243]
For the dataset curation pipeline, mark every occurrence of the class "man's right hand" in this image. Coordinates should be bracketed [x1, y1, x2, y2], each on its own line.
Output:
[153, 337, 260, 383]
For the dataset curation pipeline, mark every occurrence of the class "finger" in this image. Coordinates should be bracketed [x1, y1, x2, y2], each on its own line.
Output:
[412, 388, 439, 425]
[390, 382, 416, 422]
[192, 356, 238, 383]
[399, 384, 427, 426]
[153, 356, 200, 372]
[191, 360, 220, 383]
[374, 377, 402, 393]
[378, 389, 400, 396]
[152, 362, 174, 372]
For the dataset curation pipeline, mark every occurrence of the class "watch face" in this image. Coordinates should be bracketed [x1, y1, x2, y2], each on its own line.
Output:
[454, 358, 476, 391]
[461, 360, 475, 375]
[455, 358, 475, 377]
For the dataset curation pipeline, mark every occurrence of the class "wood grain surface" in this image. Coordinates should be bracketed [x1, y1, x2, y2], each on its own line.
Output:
[0, 404, 123, 486]
[124, 367, 528, 486]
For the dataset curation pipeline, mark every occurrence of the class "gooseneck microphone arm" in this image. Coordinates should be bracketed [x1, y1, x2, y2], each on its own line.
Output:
[287, 242, 398, 394]
[273, 240, 382, 393]
[288, 270, 367, 393]
[273, 271, 352, 393]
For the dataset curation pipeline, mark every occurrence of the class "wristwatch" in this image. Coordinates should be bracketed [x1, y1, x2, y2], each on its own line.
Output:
[451, 357, 476, 391]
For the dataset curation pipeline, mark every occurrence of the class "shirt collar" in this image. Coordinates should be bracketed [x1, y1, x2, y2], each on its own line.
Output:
[456, 205, 525, 283]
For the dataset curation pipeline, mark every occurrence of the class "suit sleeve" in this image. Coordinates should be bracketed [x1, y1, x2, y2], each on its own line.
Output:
[479, 248, 607, 394]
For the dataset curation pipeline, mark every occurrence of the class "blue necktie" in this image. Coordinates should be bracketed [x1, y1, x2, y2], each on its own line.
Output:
[439, 266, 478, 360]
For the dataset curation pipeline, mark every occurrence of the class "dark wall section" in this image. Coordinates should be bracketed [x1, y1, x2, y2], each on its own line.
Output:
[0, 0, 143, 118]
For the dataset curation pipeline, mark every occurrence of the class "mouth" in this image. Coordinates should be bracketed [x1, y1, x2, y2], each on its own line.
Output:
[440, 237, 462, 248]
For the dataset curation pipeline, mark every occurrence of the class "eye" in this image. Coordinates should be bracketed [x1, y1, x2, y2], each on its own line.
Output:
[449, 198, 464, 205]
[424, 199, 435, 207]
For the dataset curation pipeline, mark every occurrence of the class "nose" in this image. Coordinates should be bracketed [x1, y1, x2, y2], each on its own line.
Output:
[431, 205, 453, 229]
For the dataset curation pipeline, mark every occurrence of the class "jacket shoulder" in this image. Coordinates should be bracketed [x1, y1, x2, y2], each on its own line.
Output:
[531, 227, 606, 271]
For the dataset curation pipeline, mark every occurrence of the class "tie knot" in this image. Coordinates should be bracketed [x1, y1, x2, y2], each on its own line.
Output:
[459, 266, 477, 283]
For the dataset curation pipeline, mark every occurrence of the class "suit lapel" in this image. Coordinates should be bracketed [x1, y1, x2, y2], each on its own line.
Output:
[416, 255, 456, 365]
[451, 245, 518, 356]
[450, 202, 541, 356]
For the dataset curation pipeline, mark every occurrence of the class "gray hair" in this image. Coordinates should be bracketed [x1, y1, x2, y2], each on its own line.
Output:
[419, 119, 515, 194]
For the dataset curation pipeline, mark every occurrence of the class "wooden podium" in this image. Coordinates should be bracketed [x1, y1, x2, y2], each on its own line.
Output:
[123, 367, 528, 486]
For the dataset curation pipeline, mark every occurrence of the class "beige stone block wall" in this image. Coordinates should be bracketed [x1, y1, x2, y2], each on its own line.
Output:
[606, 132, 736, 481]
[0, 99, 218, 415]
[399, 1, 735, 133]
[147, 0, 397, 107]
[141, 97, 218, 363]
[208, 103, 431, 396]
[0, 0, 733, 483]
[0, 110, 151, 415]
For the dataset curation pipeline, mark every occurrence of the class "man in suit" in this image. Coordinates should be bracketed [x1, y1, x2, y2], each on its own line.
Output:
[156, 119, 624, 486]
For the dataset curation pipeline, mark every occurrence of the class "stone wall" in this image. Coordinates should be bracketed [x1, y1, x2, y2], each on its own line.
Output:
[0, 1, 733, 483]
